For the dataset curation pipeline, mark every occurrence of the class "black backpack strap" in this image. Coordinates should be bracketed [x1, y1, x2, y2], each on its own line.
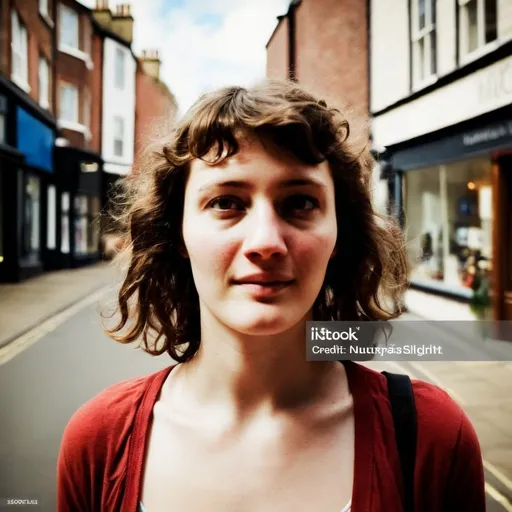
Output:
[382, 371, 417, 512]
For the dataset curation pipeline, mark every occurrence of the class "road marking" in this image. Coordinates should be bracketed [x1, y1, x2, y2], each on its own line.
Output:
[484, 461, 512, 493]
[383, 360, 512, 500]
[485, 482, 512, 511]
[0, 286, 110, 366]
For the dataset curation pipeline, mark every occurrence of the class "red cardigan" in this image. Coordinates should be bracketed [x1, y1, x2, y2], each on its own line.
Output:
[57, 361, 486, 511]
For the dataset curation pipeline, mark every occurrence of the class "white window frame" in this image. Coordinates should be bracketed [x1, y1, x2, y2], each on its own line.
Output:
[10, 10, 30, 93]
[458, 0, 498, 63]
[113, 116, 124, 157]
[39, 57, 50, 110]
[59, 82, 79, 124]
[115, 48, 125, 89]
[59, 4, 79, 51]
[411, 0, 437, 90]
[39, 0, 49, 17]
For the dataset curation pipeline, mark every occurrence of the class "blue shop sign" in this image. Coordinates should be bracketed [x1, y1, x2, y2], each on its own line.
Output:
[16, 107, 55, 173]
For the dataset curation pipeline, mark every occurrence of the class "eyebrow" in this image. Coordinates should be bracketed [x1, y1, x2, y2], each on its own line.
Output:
[198, 178, 326, 192]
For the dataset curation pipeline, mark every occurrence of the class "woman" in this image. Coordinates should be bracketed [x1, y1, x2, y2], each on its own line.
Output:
[57, 80, 485, 511]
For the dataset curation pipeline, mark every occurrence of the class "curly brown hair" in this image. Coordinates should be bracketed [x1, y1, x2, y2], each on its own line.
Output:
[104, 79, 409, 362]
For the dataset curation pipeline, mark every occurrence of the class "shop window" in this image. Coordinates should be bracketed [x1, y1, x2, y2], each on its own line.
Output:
[47, 185, 56, 250]
[113, 116, 124, 157]
[405, 157, 493, 294]
[20, 174, 41, 263]
[458, 0, 497, 59]
[61, 192, 70, 254]
[39, 57, 50, 110]
[11, 10, 29, 91]
[74, 195, 100, 255]
[59, 83, 79, 124]
[411, 0, 436, 87]
[87, 196, 100, 253]
[59, 5, 79, 50]
[115, 48, 125, 89]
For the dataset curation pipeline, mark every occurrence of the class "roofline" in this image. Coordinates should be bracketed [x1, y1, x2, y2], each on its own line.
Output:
[265, 0, 302, 49]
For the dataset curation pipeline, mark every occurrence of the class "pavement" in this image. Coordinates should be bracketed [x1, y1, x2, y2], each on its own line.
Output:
[0, 262, 119, 348]
[0, 267, 511, 507]
[385, 288, 512, 505]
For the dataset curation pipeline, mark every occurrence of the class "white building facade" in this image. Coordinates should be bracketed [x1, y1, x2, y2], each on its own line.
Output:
[101, 37, 136, 177]
[370, 0, 512, 320]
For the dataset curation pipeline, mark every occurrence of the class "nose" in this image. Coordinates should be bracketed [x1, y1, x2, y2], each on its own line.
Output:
[242, 201, 288, 261]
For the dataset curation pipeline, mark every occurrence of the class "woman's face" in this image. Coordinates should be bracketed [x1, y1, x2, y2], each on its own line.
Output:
[182, 136, 337, 336]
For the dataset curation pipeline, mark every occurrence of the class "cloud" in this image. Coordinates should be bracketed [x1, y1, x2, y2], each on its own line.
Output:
[79, 0, 290, 116]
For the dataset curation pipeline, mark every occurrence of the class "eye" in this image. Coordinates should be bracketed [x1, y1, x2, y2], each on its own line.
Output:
[207, 196, 244, 211]
[283, 195, 320, 214]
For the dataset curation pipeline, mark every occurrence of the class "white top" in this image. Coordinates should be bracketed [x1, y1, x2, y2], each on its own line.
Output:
[140, 499, 352, 511]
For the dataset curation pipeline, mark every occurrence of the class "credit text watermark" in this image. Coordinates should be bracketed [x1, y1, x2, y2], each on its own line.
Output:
[306, 321, 512, 361]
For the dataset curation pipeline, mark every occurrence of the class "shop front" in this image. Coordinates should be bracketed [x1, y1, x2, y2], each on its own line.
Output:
[388, 108, 512, 321]
[0, 77, 57, 283]
[53, 146, 103, 269]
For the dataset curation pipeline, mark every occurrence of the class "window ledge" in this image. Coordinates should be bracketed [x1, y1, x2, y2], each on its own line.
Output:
[11, 75, 31, 94]
[39, 99, 50, 111]
[39, 11, 54, 29]
[58, 119, 91, 139]
[59, 45, 94, 70]
[460, 40, 500, 67]
[412, 74, 438, 93]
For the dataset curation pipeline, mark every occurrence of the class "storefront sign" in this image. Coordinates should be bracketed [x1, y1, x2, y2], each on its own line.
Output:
[391, 118, 512, 171]
[16, 107, 55, 173]
[373, 55, 512, 147]
[462, 121, 512, 147]
[478, 59, 512, 107]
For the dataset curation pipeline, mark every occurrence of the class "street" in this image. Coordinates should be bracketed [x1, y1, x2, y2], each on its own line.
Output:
[0, 288, 510, 511]
[0, 289, 169, 511]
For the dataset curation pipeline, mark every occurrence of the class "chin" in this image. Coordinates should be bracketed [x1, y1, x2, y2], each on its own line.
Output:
[224, 303, 305, 336]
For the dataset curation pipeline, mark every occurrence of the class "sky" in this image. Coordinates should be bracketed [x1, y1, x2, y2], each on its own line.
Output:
[79, 0, 290, 116]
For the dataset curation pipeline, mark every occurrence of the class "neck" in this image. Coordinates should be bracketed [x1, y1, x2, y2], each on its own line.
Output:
[172, 311, 344, 421]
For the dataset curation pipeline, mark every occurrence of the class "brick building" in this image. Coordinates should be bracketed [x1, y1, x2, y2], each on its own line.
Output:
[0, 0, 178, 281]
[266, 0, 369, 118]
[134, 50, 178, 162]
[52, 0, 103, 270]
[0, 0, 58, 282]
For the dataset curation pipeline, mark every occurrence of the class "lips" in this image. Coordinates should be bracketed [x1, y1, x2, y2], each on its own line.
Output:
[231, 274, 295, 298]
[232, 274, 295, 286]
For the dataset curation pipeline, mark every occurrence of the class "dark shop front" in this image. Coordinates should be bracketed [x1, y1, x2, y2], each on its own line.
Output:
[0, 77, 57, 283]
[52, 146, 102, 270]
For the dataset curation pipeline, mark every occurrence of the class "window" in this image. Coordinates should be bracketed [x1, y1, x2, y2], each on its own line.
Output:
[59, 83, 79, 123]
[39, 0, 49, 17]
[115, 48, 125, 89]
[459, 0, 497, 58]
[20, 174, 41, 261]
[59, 5, 79, 49]
[405, 157, 493, 293]
[412, 0, 436, 85]
[11, 10, 28, 88]
[39, 57, 50, 109]
[47, 185, 56, 250]
[74, 196, 88, 255]
[113, 116, 124, 157]
[61, 193, 70, 254]
[74, 195, 100, 255]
